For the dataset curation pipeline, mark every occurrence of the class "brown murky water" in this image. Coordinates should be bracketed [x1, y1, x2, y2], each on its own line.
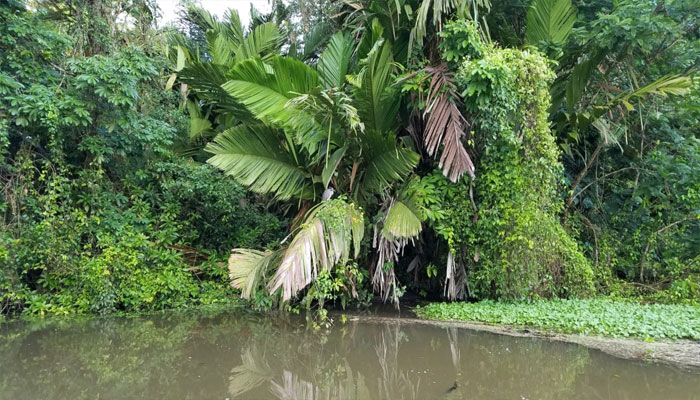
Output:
[0, 308, 698, 399]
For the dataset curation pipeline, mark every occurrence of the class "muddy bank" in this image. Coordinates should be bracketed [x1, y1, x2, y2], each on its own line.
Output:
[345, 314, 700, 368]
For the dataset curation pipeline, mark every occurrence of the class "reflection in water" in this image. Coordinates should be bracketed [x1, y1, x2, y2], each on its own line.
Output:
[0, 309, 698, 399]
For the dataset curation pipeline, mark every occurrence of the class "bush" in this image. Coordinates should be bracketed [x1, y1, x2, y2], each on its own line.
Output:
[416, 298, 700, 339]
[0, 161, 284, 317]
[418, 30, 595, 301]
[145, 162, 286, 253]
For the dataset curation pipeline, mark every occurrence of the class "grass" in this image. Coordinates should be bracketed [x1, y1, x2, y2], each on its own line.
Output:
[414, 298, 700, 340]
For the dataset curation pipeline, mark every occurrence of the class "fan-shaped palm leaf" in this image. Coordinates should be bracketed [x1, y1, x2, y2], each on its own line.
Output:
[268, 200, 365, 300]
[382, 200, 422, 239]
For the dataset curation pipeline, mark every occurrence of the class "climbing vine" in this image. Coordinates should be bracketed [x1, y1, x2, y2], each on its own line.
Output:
[418, 26, 595, 300]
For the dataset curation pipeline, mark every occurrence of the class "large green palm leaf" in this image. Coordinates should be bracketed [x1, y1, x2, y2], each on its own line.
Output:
[178, 62, 254, 122]
[318, 32, 355, 89]
[382, 199, 422, 239]
[222, 57, 326, 154]
[205, 124, 314, 200]
[359, 129, 419, 194]
[525, 0, 577, 45]
[234, 22, 282, 63]
[354, 38, 400, 133]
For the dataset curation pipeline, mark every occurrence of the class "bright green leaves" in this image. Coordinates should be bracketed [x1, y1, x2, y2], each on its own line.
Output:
[382, 200, 422, 239]
[234, 22, 282, 64]
[322, 144, 348, 189]
[205, 124, 314, 201]
[417, 299, 700, 340]
[439, 20, 485, 69]
[222, 56, 324, 152]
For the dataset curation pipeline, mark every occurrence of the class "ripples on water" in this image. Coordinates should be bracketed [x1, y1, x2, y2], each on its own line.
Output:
[0, 307, 698, 399]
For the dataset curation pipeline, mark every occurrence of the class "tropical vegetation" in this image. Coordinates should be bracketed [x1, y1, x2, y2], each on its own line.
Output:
[416, 299, 700, 339]
[1, 0, 699, 319]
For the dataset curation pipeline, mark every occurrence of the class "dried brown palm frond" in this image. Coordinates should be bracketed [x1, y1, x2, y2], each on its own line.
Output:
[228, 200, 364, 302]
[267, 200, 364, 301]
[372, 233, 404, 305]
[444, 251, 468, 300]
[229, 248, 283, 299]
[422, 63, 475, 182]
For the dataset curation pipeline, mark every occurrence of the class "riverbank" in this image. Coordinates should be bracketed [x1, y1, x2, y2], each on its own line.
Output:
[409, 298, 700, 367]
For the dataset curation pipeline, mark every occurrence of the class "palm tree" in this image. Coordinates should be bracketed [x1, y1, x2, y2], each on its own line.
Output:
[171, 9, 423, 305]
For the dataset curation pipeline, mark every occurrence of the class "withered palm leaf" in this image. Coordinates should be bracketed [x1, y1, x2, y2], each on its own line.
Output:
[423, 64, 475, 182]
[267, 200, 364, 301]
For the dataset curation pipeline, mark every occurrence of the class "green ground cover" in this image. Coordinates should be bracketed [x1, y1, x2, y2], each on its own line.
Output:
[415, 299, 700, 340]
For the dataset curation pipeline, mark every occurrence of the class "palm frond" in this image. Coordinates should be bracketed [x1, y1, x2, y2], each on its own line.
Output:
[382, 200, 422, 239]
[354, 38, 399, 133]
[372, 196, 423, 306]
[423, 64, 475, 182]
[525, 0, 577, 45]
[360, 130, 419, 194]
[409, 0, 472, 60]
[222, 57, 325, 153]
[299, 23, 334, 61]
[208, 30, 236, 66]
[185, 100, 214, 141]
[563, 51, 604, 112]
[234, 22, 282, 63]
[205, 124, 313, 200]
[357, 18, 384, 61]
[589, 74, 692, 124]
[228, 249, 283, 299]
[318, 32, 355, 89]
[178, 61, 254, 121]
[223, 8, 245, 46]
[268, 200, 365, 301]
[322, 145, 348, 189]
[444, 251, 467, 300]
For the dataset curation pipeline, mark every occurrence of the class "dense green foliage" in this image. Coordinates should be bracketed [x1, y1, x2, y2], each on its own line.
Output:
[413, 28, 594, 300]
[1, 0, 698, 318]
[416, 299, 700, 339]
[0, 1, 285, 318]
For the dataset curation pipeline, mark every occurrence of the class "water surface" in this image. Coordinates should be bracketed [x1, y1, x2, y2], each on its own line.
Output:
[1, 308, 698, 399]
